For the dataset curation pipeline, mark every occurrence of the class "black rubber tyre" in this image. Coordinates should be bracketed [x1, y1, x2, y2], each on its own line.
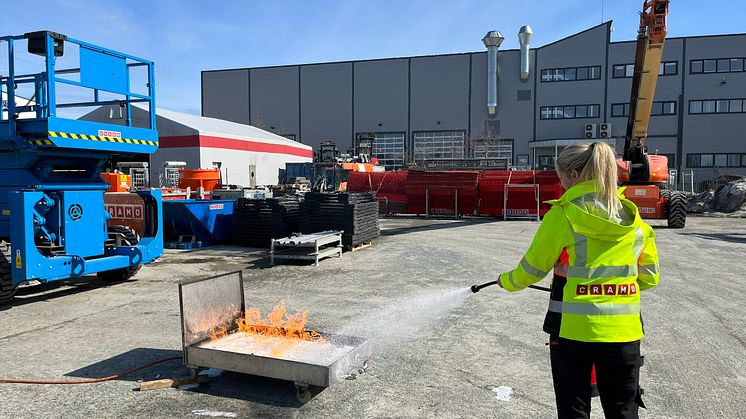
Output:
[97, 226, 142, 282]
[667, 191, 687, 229]
[0, 241, 17, 305]
[660, 189, 672, 216]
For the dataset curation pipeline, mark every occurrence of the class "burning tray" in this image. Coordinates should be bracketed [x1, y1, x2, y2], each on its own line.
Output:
[178, 272, 370, 395]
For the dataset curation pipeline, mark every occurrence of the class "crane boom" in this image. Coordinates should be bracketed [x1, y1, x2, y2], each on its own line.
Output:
[623, 0, 669, 181]
[617, 0, 686, 229]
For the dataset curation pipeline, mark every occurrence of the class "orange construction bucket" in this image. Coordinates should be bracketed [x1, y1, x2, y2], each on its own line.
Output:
[178, 168, 221, 192]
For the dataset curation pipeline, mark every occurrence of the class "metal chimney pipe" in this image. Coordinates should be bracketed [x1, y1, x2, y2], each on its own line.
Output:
[482, 30, 504, 115]
[518, 26, 533, 82]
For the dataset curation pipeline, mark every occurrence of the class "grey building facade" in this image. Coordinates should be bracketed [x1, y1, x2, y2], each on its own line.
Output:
[202, 22, 746, 186]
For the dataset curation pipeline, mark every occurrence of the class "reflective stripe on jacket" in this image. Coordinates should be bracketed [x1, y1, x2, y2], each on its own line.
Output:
[498, 180, 660, 343]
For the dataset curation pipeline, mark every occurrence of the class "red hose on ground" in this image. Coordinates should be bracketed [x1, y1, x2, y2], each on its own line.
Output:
[0, 356, 182, 385]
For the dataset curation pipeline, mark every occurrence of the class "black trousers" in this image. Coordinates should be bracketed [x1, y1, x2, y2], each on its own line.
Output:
[549, 336, 644, 419]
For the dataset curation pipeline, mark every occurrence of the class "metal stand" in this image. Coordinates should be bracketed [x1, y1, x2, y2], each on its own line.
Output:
[425, 189, 429, 219]
[270, 231, 342, 266]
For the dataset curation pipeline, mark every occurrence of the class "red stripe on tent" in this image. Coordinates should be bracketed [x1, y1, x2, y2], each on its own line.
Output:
[159, 135, 312, 158]
[159, 135, 200, 148]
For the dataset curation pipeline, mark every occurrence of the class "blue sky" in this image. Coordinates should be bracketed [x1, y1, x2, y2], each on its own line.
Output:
[3, 0, 744, 116]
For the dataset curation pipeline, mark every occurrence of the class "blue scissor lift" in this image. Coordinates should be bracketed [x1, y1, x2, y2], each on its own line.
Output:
[0, 31, 163, 303]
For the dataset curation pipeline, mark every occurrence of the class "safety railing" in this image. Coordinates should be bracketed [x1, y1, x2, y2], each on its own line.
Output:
[0, 31, 155, 139]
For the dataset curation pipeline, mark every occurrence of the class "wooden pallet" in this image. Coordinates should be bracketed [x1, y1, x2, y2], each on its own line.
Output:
[349, 241, 373, 252]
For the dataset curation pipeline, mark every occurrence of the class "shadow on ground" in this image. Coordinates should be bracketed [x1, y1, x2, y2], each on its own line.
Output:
[189, 371, 321, 408]
[2, 278, 132, 311]
[380, 217, 502, 237]
[67, 347, 319, 407]
[66, 348, 186, 382]
[682, 232, 746, 244]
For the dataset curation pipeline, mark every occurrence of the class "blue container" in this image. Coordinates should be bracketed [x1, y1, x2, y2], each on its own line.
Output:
[163, 200, 234, 244]
[285, 162, 314, 183]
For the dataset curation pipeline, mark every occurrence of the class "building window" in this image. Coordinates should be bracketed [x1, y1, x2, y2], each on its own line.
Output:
[689, 98, 746, 114]
[611, 103, 629, 117]
[538, 155, 556, 170]
[656, 153, 676, 168]
[610, 101, 675, 117]
[651, 101, 677, 115]
[687, 153, 746, 168]
[540, 65, 601, 83]
[690, 58, 745, 74]
[357, 132, 405, 169]
[612, 62, 677, 78]
[472, 138, 513, 161]
[731, 58, 745, 72]
[539, 104, 600, 119]
[412, 131, 465, 161]
[730, 99, 743, 113]
[661, 61, 678, 75]
[280, 134, 296, 141]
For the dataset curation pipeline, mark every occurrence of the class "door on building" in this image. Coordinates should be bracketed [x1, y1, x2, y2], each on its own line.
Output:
[249, 165, 256, 187]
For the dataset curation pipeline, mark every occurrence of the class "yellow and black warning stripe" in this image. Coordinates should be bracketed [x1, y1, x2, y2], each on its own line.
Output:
[29, 139, 54, 146]
[45, 131, 159, 146]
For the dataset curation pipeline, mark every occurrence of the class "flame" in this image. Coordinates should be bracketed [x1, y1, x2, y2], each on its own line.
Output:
[209, 300, 325, 356]
[210, 325, 229, 341]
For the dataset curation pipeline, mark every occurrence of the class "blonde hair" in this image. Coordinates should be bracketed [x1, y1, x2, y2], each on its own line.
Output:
[556, 142, 620, 219]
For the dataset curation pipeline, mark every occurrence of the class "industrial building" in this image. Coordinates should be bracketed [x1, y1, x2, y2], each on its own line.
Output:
[82, 106, 313, 187]
[201, 22, 746, 187]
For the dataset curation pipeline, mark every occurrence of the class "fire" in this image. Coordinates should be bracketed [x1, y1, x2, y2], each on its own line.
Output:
[209, 300, 325, 355]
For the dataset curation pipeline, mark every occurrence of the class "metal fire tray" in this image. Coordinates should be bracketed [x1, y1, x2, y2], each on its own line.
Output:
[178, 272, 370, 388]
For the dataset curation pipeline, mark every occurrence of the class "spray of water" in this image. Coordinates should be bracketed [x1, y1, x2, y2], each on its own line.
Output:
[333, 287, 473, 343]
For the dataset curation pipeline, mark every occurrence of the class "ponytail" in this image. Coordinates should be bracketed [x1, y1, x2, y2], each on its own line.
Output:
[556, 142, 620, 219]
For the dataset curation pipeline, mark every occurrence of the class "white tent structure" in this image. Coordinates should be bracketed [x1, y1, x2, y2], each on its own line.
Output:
[2, 91, 37, 120]
[81, 105, 312, 187]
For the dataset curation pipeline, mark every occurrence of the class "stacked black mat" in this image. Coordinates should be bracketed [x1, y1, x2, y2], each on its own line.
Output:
[232, 198, 300, 248]
[300, 192, 380, 249]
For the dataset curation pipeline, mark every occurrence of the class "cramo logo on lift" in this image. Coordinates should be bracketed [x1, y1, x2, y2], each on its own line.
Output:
[98, 130, 121, 138]
[209, 203, 224, 210]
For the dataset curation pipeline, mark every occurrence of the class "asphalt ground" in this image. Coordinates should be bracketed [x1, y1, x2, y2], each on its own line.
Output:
[1, 216, 744, 418]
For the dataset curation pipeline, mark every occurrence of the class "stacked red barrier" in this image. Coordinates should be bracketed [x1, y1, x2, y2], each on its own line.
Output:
[405, 171, 480, 216]
[479, 170, 563, 217]
[346, 171, 408, 213]
[535, 171, 564, 215]
[347, 169, 562, 218]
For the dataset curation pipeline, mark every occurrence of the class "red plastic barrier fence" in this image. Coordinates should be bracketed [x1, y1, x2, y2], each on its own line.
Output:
[406, 170, 480, 216]
[479, 170, 563, 217]
[347, 171, 408, 213]
[348, 169, 562, 218]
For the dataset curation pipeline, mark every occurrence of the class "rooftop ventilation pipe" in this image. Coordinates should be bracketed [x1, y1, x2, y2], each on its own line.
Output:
[482, 30, 504, 115]
[518, 26, 533, 81]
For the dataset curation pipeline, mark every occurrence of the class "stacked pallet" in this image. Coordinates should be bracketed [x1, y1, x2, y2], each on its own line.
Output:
[232, 198, 300, 248]
[301, 192, 380, 250]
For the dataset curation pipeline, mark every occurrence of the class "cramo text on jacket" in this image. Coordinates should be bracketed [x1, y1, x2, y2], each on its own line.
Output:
[498, 180, 660, 342]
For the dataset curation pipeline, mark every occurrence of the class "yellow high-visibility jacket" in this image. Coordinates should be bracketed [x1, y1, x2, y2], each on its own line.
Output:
[499, 180, 660, 343]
